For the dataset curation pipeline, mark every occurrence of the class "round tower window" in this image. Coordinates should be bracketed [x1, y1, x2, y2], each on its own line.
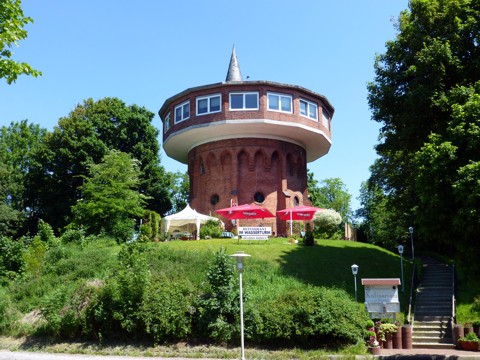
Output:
[254, 192, 265, 203]
[210, 194, 219, 205]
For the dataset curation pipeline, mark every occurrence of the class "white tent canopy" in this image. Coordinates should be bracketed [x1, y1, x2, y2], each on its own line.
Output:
[162, 204, 221, 240]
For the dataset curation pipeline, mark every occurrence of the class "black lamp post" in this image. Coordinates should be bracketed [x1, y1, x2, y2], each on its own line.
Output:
[408, 226, 414, 260]
[398, 244, 404, 292]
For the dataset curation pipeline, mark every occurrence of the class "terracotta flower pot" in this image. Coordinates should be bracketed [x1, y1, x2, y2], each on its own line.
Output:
[383, 333, 393, 349]
[458, 340, 479, 351]
[393, 326, 403, 349]
[368, 346, 381, 355]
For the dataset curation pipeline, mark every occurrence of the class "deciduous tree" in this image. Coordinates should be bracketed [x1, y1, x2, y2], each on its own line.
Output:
[71, 150, 148, 241]
[366, 0, 480, 264]
[0, 0, 41, 84]
[26, 98, 173, 232]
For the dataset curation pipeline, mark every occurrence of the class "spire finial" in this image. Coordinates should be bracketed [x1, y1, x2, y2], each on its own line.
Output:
[225, 45, 243, 82]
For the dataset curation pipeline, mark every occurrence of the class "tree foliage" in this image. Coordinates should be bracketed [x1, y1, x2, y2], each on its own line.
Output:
[0, 0, 41, 84]
[0, 120, 46, 236]
[167, 170, 189, 214]
[25, 98, 172, 232]
[71, 150, 148, 241]
[365, 0, 480, 266]
[308, 173, 352, 221]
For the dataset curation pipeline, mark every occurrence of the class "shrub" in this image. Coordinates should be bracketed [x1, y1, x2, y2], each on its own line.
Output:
[38, 282, 100, 339]
[194, 247, 239, 343]
[60, 229, 85, 244]
[111, 218, 135, 243]
[23, 236, 48, 278]
[84, 242, 151, 339]
[141, 280, 194, 343]
[0, 236, 25, 282]
[37, 219, 57, 246]
[140, 210, 161, 242]
[460, 331, 479, 342]
[472, 295, 480, 314]
[0, 288, 18, 334]
[246, 285, 368, 347]
[303, 223, 315, 246]
[200, 219, 223, 239]
[313, 209, 342, 239]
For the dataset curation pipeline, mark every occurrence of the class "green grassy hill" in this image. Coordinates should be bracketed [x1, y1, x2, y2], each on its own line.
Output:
[4, 237, 414, 324]
[160, 238, 414, 305]
[1, 236, 416, 358]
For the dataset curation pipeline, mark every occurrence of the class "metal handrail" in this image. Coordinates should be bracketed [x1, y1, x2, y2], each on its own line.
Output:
[451, 262, 456, 328]
[407, 262, 417, 325]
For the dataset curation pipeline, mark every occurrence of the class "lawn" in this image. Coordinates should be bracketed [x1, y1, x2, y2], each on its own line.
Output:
[149, 237, 413, 309]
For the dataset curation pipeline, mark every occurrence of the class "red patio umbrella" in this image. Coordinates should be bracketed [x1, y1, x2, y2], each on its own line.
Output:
[215, 204, 275, 220]
[276, 205, 324, 236]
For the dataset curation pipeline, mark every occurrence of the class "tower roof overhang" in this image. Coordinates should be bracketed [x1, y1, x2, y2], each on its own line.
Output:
[163, 119, 331, 164]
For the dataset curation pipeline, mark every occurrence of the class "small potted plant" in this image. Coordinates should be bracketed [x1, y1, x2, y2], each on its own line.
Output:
[458, 331, 479, 351]
[367, 334, 381, 355]
[379, 322, 398, 349]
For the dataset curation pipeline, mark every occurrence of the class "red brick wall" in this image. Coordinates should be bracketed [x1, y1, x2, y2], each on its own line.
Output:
[162, 82, 332, 141]
[189, 138, 310, 235]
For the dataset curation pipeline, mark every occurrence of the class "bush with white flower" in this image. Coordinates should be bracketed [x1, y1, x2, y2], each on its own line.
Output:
[313, 209, 342, 239]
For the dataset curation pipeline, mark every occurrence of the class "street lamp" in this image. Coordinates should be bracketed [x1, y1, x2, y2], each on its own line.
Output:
[230, 251, 251, 360]
[351, 264, 359, 301]
[408, 226, 414, 260]
[398, 244, 404, 292]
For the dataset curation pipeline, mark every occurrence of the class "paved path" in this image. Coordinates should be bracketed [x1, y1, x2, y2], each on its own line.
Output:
[0, 351, 218, 360]
[2, 348, 480, 359]
[379, 348, 480, 359]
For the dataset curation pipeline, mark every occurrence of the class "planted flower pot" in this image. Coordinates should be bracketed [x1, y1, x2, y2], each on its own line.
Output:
[458, 340, 479, 351]
[368, 346, 381, 355]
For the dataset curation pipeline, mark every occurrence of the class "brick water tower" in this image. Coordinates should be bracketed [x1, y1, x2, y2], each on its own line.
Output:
[159, 48, 334, 235]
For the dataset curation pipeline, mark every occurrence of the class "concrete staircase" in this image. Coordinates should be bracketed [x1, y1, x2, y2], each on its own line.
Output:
[412, 257, 455, 349]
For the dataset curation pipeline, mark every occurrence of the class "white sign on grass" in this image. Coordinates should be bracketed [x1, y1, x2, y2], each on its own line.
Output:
[238, 227, 271, 240]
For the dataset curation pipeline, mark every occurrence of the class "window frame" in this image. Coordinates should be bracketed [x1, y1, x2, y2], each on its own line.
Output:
[174, 100, 190, 124]
[267, 92, 293, 113]
[163, 112, 171, 133]
[196, 93, 222, 116]
[322, 109, 330, 129]
[299, 98, 318, 120]
[229, 92, 259, 110]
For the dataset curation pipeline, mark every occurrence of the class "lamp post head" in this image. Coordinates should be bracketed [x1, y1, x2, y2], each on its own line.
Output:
[230, 251, 251, 273]
[408, 226, 414, 234]
[398, 244, 404, 255]
[351, 264, 359, 275]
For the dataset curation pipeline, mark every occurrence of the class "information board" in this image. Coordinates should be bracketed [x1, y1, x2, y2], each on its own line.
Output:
[238, 227, 272, 241]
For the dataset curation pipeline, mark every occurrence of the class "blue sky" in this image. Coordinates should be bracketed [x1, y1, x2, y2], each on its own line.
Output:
[0, 0, 409, 211]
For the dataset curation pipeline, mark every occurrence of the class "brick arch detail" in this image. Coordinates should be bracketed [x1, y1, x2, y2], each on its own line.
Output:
[188, 138, 309, 234]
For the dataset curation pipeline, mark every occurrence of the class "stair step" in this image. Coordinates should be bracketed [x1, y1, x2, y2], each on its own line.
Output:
[413, 337, 453, 344]
[414, 325, 452, 329]
[412, 342, 456, 349]
[414, 331, 452, 337]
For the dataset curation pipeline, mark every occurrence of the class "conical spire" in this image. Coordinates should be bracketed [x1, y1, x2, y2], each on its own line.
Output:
[225, 46, 243, 82]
